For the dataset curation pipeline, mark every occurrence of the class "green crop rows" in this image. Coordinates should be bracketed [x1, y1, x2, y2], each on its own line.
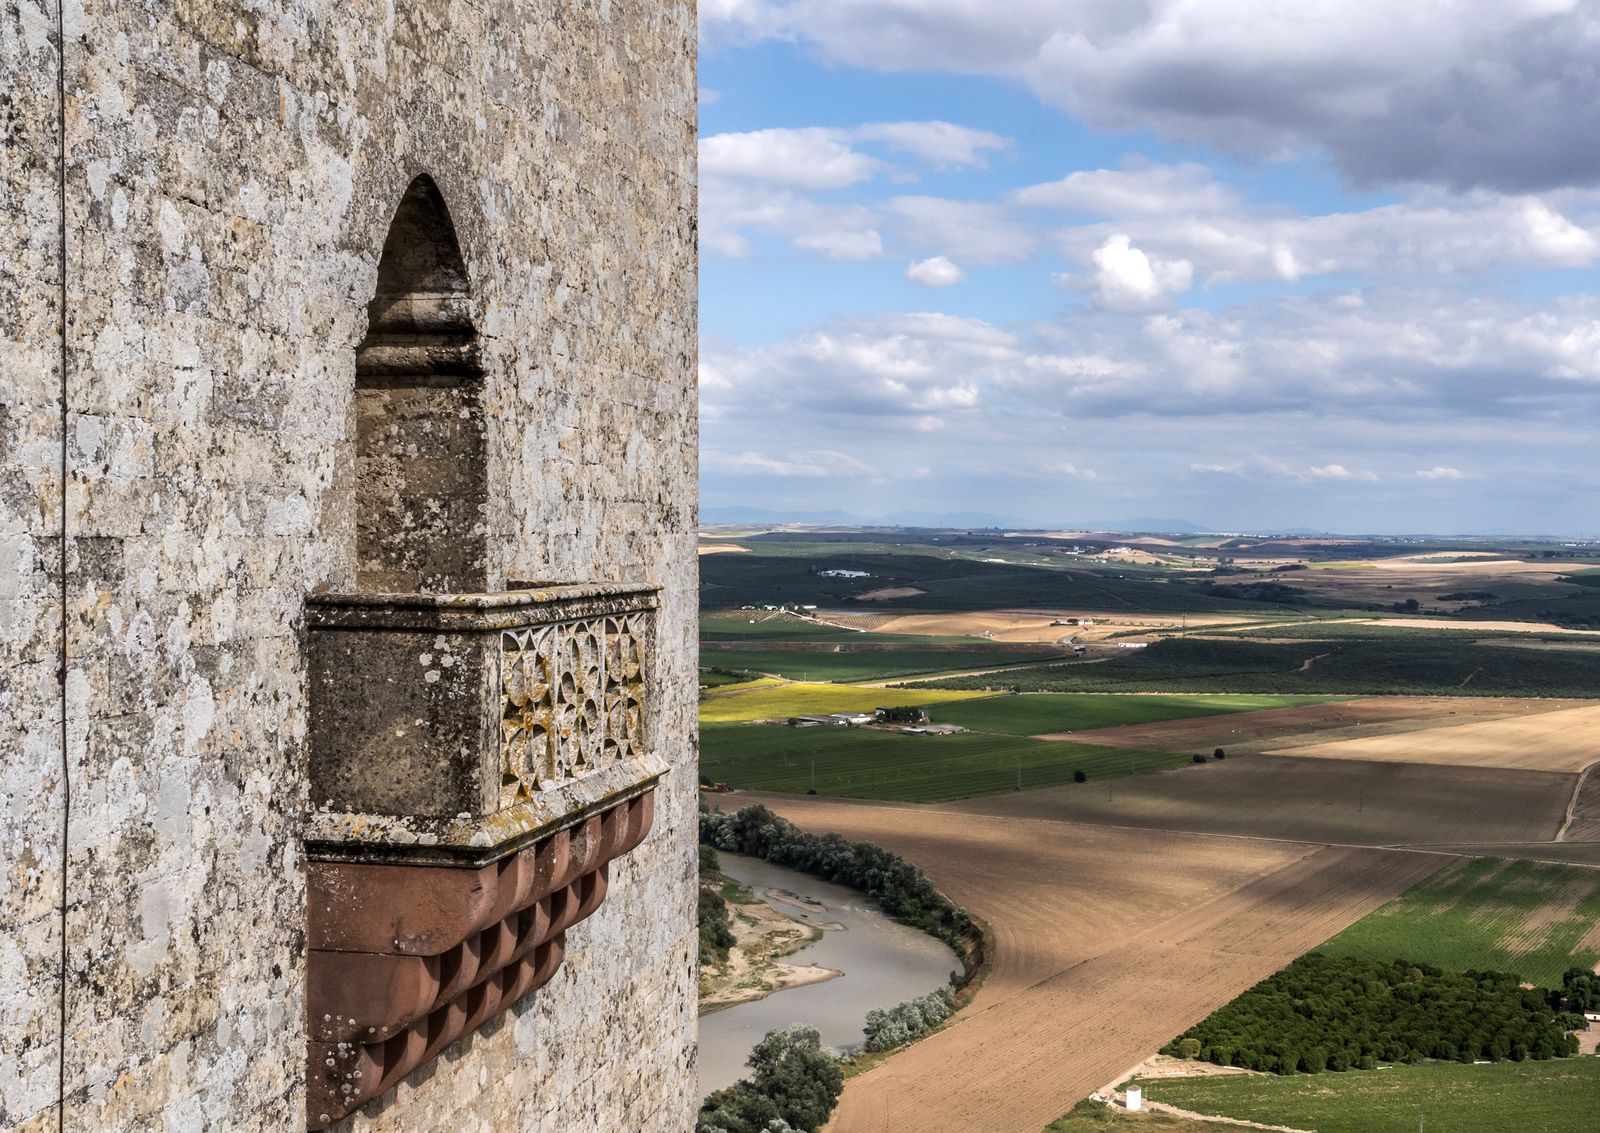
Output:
[1319, 857, 1600, 988]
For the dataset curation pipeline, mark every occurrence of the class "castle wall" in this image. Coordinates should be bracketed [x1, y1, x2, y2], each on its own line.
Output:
[0, 4, 66, 1128]
[3, 1, 697, 1128]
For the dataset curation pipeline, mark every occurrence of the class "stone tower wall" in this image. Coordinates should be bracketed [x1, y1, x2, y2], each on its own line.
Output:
[0, 2, 698, 1129]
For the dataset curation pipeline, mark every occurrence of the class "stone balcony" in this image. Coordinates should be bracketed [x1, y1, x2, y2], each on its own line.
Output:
[302, 583, 664, 1128]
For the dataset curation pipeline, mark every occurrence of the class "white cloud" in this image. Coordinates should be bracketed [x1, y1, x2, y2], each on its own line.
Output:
[906, 256, 964, 287]
[1307, 463, 1379, 482]
[708, 448, 880, 479]
[1015, 161, 1238, 216]
[854, 121, 1012, 168]
[1417, 466, 1468, 480]
[1042, 461, 1100, 479]
[1086, 234, 1194, 310]
[702, 1, 1600, 192]
[699, 180, 883, 261]
[701, 128, 882, 189]
[890, 197, 1036, 264]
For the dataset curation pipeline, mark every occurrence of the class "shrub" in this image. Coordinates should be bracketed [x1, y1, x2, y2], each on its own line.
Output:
[1213, 747, 1226, 759]
[1192, 753, 1208, 764]
[863, 987, 956, 1052]
[1072, 769, 1087, 783]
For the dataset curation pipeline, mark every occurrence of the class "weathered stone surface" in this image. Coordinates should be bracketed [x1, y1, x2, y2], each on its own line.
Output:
[0, 0, 697, 1128]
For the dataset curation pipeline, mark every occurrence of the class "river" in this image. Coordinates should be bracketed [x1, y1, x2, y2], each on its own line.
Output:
[698, 852, 962, 1094]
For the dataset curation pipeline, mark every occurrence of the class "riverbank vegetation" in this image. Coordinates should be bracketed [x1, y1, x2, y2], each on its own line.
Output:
[699, 803, 982, 977]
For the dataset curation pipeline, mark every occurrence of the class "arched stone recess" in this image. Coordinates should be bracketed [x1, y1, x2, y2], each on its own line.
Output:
[354, 175, 489, 596]
[303, 176, 667, 1130]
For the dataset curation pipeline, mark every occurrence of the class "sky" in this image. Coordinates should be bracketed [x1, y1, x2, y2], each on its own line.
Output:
[696, 1, 1600, 536]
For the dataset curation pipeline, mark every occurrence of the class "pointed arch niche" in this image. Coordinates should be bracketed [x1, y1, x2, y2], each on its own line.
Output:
[354, 175, 489, 594]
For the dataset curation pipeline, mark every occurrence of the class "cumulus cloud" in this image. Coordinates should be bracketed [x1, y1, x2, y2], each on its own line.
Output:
[890, 197, 1036, 264]
[1042, 461, 1100, 479]
[702, 2, 1600, 193]
[1015, 161, 1238, 216]
[906, 256, 964, 287]
[1417, 466, 1468, 480]
[701, 128, 883, 189]
[1083, 234, 1194, 310]
[854, 121, 1012, 168]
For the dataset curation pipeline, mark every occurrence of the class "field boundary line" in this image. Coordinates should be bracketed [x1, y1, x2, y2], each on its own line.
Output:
[1141, 1100, 1314, 1133]
[1556, 760, 1600, 842]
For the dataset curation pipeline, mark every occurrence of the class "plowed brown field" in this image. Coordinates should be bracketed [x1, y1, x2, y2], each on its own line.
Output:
[731, 794, 1444, 1133]
[946, 755, 1572, 847]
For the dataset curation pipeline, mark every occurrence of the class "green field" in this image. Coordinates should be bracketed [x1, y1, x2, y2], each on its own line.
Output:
[1319, 857, 1600, 988]
[699, 680, 992, 724]
[928, 693, 1338, 736]
[699, 646, 1066, 682]
[700, 723, 1183, 801]
[909, 636, 1600, 697]
[1044, 1100, 1229, 1132]
[1138, 1058, 1600, 1133]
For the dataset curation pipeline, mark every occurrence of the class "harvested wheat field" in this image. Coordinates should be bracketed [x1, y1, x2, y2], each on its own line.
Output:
[1047, 695, 1579, 755]
[851, 608, 1260, 643]
[1273, 701, 1600, 772]
[728, 793, 1442, 1133]
[945, 755, 1574, 847]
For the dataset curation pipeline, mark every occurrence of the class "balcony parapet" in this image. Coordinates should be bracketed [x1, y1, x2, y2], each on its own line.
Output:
[303, 582, 664, 1127]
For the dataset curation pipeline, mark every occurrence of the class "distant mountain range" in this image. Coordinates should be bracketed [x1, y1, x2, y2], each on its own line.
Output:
[699, 505, 1215, 534]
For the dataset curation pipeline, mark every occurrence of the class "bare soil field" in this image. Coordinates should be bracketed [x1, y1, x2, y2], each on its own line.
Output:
[845, 608, 1266, 644]
[726, 793, 1442, 1133]
[854, 586, 927, 601]
[1346, 617, 1600, 637]
[698, 542, 751, 555]
[1273, 701, 1600, 773]
[1213, 555, 1590, 607]
[1049, 696, 1579, 756]
[942, 755, 1574, 848]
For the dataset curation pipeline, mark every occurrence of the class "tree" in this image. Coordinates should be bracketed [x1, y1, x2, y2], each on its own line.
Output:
[1073, 769, 1087, 783]
[1176, 1037, 1202, 1059]
[1213, 748, 1227, 760]
[747, 1026, 843, 1132]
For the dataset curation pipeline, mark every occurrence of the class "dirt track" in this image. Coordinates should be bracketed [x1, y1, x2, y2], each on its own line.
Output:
[729, 794, 1443, 1133]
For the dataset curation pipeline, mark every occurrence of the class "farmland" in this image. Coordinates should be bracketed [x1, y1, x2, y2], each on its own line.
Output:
[929, 692, 1336, 736]
[700, 723, 1186, 802]
[1137, 1058, 1600, 1133]
[1317, 856, 1600, 986]
[716, 793, 1444, 1133]
[1053, 695, 1577, 756]
[694, 526, 1600, 1133]
[946, 755, 1574, 847]
[698, 680, 991, 724]
[1266, 700, 1600, 773]
[698, 646, 1066, 683]
[910, 636, 1600, 697]
[699, 691, 1342, 801]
